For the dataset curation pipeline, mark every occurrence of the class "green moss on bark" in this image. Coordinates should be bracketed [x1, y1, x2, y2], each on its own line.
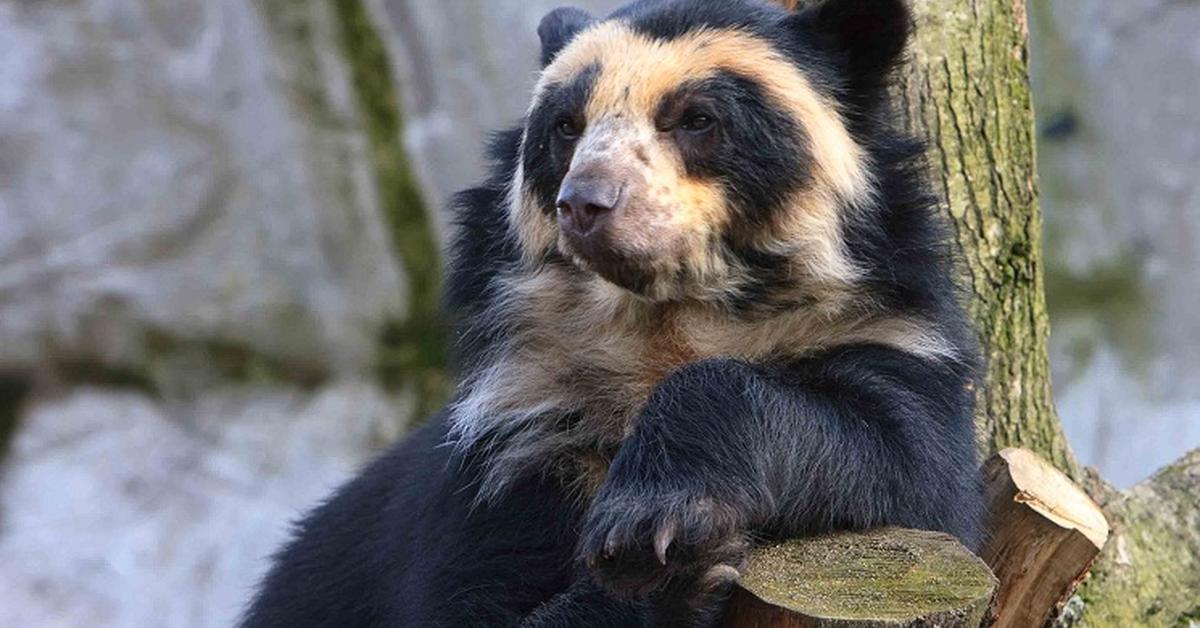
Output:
[1071, 450, 1200, 627]
[735, 529, 997, 626]
[897, 0, 1078, 476]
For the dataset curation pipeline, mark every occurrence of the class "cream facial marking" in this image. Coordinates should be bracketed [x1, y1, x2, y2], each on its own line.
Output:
[538, 23, 871, 204]
[513, 22, 873, 300]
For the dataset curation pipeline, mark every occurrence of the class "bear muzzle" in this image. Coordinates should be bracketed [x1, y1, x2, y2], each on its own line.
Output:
[556, 176, 623, 240]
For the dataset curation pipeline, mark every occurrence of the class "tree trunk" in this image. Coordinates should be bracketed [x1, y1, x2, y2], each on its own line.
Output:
[1071, 452, 1200, 627]
[896, 0, 1073, 471]
[980, 449, 1108, 628]
[893, 1, 1200, 625]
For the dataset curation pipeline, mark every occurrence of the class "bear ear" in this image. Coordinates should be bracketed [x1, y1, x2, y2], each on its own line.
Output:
[787, 0, 913, 88]
[538, 7, 595, 67]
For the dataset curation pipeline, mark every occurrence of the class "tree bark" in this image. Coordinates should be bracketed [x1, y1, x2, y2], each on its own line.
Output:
[981, 448, 1108, 628]
[896, 0, 1075, 472]
[892, 1, 1200, 625]
[725, 529, 997, 628]
[1070, 451, 1200, 627]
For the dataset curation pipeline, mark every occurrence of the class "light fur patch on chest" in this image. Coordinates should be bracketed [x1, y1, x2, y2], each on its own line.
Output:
[448, 267, 953, 498]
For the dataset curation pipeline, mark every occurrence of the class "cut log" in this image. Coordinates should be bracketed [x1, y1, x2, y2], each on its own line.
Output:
[981, 448, 1110, 628]
[725, 528, 997, 628]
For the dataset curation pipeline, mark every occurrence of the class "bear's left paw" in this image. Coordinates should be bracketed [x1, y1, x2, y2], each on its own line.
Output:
[578, 490, 751, 598]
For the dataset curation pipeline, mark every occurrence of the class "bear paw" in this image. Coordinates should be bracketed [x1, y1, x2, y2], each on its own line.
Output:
[578, 490, 751, 598]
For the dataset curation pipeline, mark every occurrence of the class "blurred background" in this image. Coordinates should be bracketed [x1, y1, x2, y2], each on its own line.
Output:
[0, 0, 1195, 626]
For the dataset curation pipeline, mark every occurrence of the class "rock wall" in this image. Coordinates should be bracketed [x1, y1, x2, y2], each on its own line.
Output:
[372, 0, 620, 215]
[0, 1, 414, 625]
[0, 383, 404, 628]
[0, 0, 406, 378]
[1029, 0, 1200, 487]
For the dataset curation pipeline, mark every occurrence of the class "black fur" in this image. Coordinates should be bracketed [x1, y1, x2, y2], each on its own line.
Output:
[789, 0, 913, 97]
[616, 0, 783, 42]
[579, 350, 981, 595]
[538, 7, 596, 67]
[655, 71, 811, 228]
[242, 1, 984, 626]
[442, 128, 525, 376]
[239, 418, 652, 626]
[524, 63, 602, 215]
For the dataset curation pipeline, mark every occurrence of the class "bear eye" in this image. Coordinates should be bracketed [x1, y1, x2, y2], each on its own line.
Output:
[679, 111, 716, 133]
[556, 117, 583, 140]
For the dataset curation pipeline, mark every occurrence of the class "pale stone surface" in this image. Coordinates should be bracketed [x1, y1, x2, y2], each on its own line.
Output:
[0, 382, 405, 628]
[371, 0, 622, 228]
[0, 2, 411, 626]
[0, 0, 405, 375]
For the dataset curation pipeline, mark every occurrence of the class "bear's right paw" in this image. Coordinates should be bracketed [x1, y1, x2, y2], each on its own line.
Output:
[577, 490, 751, 599]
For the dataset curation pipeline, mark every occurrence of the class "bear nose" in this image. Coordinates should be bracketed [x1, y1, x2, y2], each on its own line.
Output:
[556, 179, 620, 236]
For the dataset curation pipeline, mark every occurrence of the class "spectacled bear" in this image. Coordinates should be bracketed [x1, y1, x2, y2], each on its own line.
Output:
[241, 0, 984, 625]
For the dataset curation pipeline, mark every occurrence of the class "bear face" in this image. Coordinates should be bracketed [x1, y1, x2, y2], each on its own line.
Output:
[448, 0, 962, 498]
[512, 0, 909, 304]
